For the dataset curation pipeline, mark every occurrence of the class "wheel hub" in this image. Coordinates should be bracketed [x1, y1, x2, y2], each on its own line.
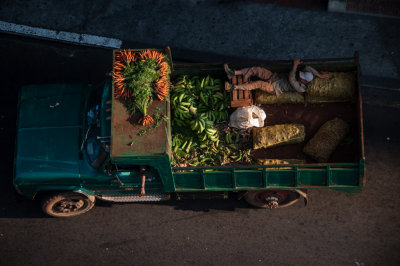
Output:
[264, 196, 279, 209]
[55, 199, 84, 213]
[256, 190, 288, 209]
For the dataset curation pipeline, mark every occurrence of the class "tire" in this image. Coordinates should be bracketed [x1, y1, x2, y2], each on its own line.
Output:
[244, 190, 300, 209]
[41, 192, 95, 217]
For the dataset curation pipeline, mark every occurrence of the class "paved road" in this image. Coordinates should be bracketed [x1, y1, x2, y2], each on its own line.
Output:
[0, 35, 399, 266]
[1, 0, 400, 80]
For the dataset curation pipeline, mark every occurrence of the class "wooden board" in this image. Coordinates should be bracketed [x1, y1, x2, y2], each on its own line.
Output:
[230, 74, 253, 108]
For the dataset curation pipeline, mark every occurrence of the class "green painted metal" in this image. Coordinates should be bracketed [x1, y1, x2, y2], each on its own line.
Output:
[79, 154, 174, 194]
[100, 78, 112, 138]
[14, 83, 91, 198]
[171, 162, 363, 192]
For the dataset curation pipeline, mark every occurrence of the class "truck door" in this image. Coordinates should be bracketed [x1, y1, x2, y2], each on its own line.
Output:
[106, 163, 163, 192]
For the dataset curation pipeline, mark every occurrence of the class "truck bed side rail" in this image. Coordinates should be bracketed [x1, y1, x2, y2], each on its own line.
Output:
[172, 161, 364, 192]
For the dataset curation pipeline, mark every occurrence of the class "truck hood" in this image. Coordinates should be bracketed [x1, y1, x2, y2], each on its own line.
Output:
[15, 83, 90, 184]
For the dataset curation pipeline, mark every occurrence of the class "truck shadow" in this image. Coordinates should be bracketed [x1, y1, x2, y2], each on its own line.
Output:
[0, 192, 251, 219]
[0, 197, 47, 219]
[94, 195, 251, 212]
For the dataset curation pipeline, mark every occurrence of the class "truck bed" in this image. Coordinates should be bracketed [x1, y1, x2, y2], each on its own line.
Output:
[169, 54, 365, 192]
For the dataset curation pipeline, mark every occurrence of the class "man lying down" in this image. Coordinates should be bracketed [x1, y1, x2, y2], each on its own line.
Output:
[224, 59, 330, 95]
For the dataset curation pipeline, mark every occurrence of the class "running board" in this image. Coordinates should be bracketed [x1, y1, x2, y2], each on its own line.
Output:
[97, 193, 170, 202]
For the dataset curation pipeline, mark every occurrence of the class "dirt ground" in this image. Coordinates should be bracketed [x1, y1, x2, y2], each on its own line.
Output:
[0, 35, 399, 266]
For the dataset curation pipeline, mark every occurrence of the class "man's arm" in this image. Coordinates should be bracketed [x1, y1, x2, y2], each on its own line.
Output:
[303, 65, 330, 79]
[289, 59, 306, 92]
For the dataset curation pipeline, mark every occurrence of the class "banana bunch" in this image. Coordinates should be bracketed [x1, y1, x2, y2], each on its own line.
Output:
[204, 127, 219, 142]
[197, 80, 229, 123]
[215, 130, 253, 165]
[224, 131, 240, 144]
[172, 134, 195, 154]
[171, 75, 234, 167]
[189, 113, 213, 133]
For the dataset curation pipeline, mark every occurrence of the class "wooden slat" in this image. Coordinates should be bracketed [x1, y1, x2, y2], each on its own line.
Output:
[232, 90, 238, 100]
[230, 74, 253, 107]
[232, 76, 237, 85]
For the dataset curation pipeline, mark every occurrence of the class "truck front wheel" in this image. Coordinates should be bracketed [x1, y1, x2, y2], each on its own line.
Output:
[244, 190, 300, 209]
[41, 192, 95, 217]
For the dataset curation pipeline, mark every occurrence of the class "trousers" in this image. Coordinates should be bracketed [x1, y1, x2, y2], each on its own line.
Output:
[234, 67, 276, 94]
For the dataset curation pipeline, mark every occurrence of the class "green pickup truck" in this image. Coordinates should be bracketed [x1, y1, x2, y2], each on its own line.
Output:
[14, 49, 365, 217]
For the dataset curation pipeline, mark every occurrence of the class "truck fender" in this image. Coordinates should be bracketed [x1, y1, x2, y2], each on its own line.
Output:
[73, 188, 96, 203]
[294, 189, 308, 206]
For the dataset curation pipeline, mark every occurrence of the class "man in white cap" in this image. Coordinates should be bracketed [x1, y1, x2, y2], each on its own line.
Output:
[224, 59, 330, 95]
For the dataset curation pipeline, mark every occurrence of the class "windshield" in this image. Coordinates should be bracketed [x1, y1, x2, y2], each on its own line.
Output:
[83, 79, 111, 169]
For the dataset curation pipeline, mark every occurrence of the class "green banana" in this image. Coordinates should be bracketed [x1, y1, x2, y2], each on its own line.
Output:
[181, 140, 188, 150]
[225, 133, 232, 144]
[228, 144, 238, 150]
[178, 93, 185, 102]
[198, 119, 205, 133]
[199, 92, 208, 105]
[189, 106, 197, 115]
[185, 139, 192, 153]
[210, 78, 214, 87]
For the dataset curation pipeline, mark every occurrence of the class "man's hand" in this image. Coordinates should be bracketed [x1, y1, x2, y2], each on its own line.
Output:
[140, 188, 146, 197]
[293, 59, 302, 69]
[317, 72, 330, 79]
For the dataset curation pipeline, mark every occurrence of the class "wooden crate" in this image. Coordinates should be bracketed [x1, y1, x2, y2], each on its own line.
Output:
[230, 75, 253, 108]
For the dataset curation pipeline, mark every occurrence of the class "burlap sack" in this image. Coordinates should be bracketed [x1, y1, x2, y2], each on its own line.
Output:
[252, 124, 305, 149]
[306, 72, 356, 103]
[303, 117, 350, 162]
[255, 90, 304, 104]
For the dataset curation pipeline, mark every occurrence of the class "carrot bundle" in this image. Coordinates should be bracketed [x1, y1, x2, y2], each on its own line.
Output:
[138, 115, 154, 126]
[112, 49, 170, 125]
[113, 49, 170, 100]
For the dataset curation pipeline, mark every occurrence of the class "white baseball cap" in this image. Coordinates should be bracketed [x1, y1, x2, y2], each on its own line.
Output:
[299, 71, 314, 82]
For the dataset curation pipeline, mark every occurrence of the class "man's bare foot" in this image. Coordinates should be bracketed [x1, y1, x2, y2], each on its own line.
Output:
[225, 81, 233, 91]
[224, 64, 234, 80]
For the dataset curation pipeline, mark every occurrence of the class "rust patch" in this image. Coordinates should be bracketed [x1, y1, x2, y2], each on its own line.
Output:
[111, 97, 169, 157]
[110, 48, 172, 158]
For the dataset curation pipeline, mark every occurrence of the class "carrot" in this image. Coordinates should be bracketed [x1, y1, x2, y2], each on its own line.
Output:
[140, 115, 154, 126]
[114, 61, 124, 71]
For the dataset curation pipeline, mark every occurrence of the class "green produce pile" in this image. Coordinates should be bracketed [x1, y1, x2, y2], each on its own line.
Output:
[171, 75, 253, 167]
[122, 58, 162, 116]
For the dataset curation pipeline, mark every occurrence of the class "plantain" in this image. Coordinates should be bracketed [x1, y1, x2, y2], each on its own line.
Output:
[185, 139, 193, 153]
[225, 132, 232, 144]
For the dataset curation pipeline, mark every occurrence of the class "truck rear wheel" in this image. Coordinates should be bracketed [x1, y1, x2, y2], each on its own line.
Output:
[244, 190, 300, 209]
[41, 192, 95, 217]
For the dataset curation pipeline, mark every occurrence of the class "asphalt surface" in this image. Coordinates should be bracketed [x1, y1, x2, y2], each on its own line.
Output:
[1, 0, 400, 82]
[0, 32, 400, 266]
